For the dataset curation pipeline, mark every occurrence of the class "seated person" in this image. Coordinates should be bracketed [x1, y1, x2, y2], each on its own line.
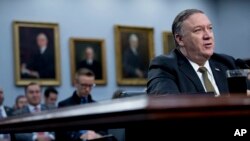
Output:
[147, 9, 249, 95]
[57, 69, 116, 141]
[13, 82, 55, 141]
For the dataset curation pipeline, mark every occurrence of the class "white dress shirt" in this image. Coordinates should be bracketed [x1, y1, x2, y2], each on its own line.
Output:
[28, 104, 41, 113]
[40, 46, 47, 54]
[188, 60, 220, 96]
[0, 105, 7, 118]
[28, 104, 55, 140]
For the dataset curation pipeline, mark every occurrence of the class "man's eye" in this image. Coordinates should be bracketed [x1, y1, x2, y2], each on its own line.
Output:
[194, 28, 201, 33]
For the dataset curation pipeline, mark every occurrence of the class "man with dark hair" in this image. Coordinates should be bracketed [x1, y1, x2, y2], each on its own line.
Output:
[14, 82, 55, 141]
[0, 87, 13, 141]
[14, 95, 27, 110]
[147, 9, 249, 95]
[44, 87, 58, 108]
[57, 68, 112, 141]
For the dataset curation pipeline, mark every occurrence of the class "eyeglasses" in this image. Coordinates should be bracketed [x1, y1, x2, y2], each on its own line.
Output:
[79, 83, 96, 88]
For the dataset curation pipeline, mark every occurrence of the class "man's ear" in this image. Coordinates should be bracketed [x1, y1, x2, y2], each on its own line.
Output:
[175, 34, 184, 46]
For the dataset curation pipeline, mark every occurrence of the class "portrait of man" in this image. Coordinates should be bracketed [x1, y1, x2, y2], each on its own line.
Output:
[21, 32, 55, 79]
[13, 21, 60, 85]
[70, 38, 106, 85]
[77, 46, 102, 79]
[115, 25, 154, 85]
[122, 33, 147, 78]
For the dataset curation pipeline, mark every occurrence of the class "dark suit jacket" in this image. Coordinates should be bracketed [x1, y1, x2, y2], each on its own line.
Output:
[3, 106, 13, 117]
[58, 91, 95, 107]
[147, 49, 243, 95]
[77, 60, 102, 79]
[13, 104, 53, 141]
[26, 47, 55, 79]
[57, 91, 108, 141]
[122, 48, 146, 78]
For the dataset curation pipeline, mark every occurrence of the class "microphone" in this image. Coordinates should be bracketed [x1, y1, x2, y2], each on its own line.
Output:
[235, 59, 250, 69]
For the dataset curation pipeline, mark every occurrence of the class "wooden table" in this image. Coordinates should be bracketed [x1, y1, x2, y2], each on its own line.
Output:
[1, 94, 250, 139]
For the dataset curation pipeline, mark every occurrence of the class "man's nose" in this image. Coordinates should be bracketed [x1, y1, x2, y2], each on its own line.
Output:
[203, 29, 212, 39]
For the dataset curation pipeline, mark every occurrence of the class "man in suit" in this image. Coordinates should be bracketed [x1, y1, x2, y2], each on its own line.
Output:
[77, 47, 102, 79]
[0, 87, 13, 141]
[122, 33, 146, 78]
[21, 32, 55, 79]
[44, 87, 58, 109]
[147, 9, 249, 95]
[57, 68, 110, 141]
[13, 82, 55, 141]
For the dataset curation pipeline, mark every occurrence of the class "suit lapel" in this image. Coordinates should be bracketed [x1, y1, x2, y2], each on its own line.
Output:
[24, 106, 31, 114]
[41, 104, 48, 111]
[175, 50, 205, 92]
[179, 61, 205, 92]
[209, 60, 229, 94]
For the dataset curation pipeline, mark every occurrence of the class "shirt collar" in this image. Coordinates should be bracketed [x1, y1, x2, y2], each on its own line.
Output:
[28, 104, 41, 113]
[40, 46, 47, 54]
[188, 60, 212, 75]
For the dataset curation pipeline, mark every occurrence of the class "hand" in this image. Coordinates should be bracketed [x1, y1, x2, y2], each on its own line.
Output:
[36, 135, 51, 141]
[21, 63, 29, 74]
[29, 71, 40, 78]
[135, 69, 144, 78]
[80, 130, 102, 140]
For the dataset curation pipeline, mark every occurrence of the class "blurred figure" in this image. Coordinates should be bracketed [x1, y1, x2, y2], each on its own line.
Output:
[44, 87, 58, 108]
[0, 87, 13, 141]
[21, 32, 55, 79]
[57, 68, 113, 141]
[77, 46, 102, 79]
[112, 89, 125, 99]
[13, 82, 55, 141]
[109, 89, 126, 141]
[247, 72, 250, 96]
[123, 34, 146, 78]
[14, 95, 28, 110]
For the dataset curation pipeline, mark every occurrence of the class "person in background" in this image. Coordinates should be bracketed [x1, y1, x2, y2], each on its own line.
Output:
[0, 87, 13, 141]
[147, 9, 249, 95]
[14, 95, 28, 110]
[13, 82, 55, 141]
[57, 68, 112, 141]
[112, 89, 125, 99]
[44, 87, 58, 108]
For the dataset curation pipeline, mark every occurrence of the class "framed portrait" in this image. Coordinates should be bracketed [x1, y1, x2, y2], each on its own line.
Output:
[70, 38, 107, 85]
[162, 31, 175, 54]
[114, 25, 154, 85]
[13, 21, 61, 86]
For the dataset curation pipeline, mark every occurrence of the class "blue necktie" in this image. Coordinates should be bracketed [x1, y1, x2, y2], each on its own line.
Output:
[80, 97, 87, 104]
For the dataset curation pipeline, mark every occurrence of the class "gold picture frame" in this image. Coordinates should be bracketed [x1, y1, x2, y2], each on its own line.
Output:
[114, 25, 154, 85]
[13, 21, 61, 86]
[162, 31, 175, 54]
[70, 38, 107, 85]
